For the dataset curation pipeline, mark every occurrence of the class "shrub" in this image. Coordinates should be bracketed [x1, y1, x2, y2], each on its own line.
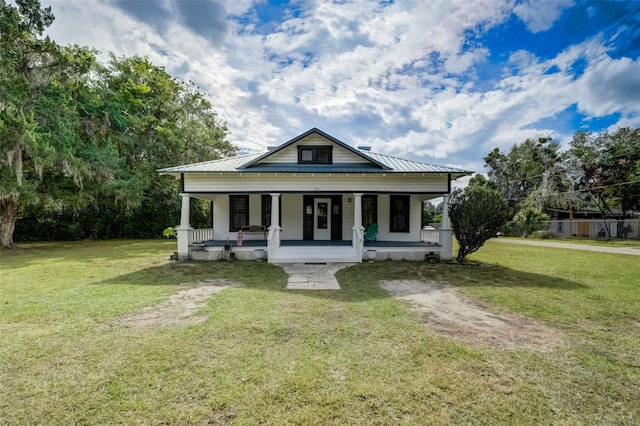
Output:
[449, 186, 509, 263]
[532, 230, 552, 239]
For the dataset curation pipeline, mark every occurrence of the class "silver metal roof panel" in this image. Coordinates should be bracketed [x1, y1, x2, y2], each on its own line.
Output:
[158, 148, 473, 179]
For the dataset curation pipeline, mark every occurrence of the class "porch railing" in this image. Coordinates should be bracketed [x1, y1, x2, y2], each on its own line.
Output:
[420, 228, 439, 244]
[192, 228, 213, 243]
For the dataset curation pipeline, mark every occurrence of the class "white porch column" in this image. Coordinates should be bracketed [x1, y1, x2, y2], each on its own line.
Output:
[439, 194, 453, 260]
[352, 193, 364, 249]
[177, 193, 193, 260]
[269, 193, 281, 249]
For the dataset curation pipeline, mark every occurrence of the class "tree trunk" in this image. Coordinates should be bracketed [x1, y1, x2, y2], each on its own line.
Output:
[0, 196, 19, 249]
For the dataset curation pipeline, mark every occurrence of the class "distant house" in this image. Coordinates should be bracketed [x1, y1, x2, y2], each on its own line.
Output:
[548, 208, 639, 238]
[159, 128, 472, 263]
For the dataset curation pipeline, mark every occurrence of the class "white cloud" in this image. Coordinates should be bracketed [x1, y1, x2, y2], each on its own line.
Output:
[513, 0, 574, 33]
[575, 56, 640, 116]
[42, 0, 639, 174]
[223, 0, 261, 17]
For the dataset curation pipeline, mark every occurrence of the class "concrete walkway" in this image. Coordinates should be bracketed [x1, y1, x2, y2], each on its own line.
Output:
[278, 263, 356, 290]
[492, 238, 640, 256]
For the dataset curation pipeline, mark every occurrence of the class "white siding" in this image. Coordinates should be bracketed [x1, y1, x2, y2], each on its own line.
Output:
[281, 194, 303, 240]
[212, 194, 230, 241]
[184, 173, 448, 193]
[261, 134, 369, 164]
[342, 194, 354, 240]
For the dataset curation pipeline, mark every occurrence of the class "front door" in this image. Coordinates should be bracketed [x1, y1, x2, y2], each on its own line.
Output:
[314, 198, 331, 240]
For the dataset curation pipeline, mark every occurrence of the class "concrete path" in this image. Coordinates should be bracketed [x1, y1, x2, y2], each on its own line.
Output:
[278, 263, 355, 290]
[492, 238, 640, 256]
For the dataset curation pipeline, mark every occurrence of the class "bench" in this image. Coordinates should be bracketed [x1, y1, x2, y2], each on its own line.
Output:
[237, 225, 267, 245]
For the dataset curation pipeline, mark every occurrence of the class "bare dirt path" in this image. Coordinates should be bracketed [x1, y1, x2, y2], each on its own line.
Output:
[114, 279, 237, 329]
[380, 280, 563, 349]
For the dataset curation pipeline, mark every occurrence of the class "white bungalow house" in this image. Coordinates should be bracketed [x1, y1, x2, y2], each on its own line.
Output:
[158, 128, 472, 263]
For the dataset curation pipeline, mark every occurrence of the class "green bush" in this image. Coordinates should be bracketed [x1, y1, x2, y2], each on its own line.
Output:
[532, 230, 552, 239]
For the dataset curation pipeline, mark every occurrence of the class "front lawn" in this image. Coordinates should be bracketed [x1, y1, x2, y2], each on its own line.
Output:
[501, 236, 640, 248]
[1, 240, 638, 424]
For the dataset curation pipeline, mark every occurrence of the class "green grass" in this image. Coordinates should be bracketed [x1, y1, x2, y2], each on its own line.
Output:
[1, 239, 639, 424]
[503, 236, 640, 248]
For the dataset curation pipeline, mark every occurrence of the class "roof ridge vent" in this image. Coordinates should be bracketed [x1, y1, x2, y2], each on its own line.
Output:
[267, 146, 278, 151]
[357, 145, 371, 151]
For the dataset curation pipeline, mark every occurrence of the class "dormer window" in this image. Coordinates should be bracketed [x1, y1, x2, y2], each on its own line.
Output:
[298, 146, 332, 164]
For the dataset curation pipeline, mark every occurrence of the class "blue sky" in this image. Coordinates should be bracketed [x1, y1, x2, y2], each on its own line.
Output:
[45, 0, 640, 181]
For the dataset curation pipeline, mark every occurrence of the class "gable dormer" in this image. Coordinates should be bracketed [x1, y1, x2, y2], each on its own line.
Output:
[239, 128, 389, 170]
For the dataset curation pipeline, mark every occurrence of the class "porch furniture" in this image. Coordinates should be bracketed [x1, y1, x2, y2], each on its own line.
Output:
[364, 223, 378, 242]
[240, 225, 267, 240]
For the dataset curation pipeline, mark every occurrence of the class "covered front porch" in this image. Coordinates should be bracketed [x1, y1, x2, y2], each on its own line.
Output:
[189, 238, 443, 262]
[177, 192, 453, 263]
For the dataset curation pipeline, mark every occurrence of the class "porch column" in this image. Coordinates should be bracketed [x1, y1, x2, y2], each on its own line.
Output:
[269, 193, 281, 248]
[352, 193, 364, 249]
[177, 193, 193, 260]
[439, 194, 453, 260]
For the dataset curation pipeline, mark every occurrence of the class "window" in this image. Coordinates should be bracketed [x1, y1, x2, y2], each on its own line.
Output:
[229, 195, 249, 231]
[362, 195, 378, 230]
[557, 221, 563, 232]
[261, 195, 282, 228]
[298, 146, 332, 164]
[390, 195, 410, 232]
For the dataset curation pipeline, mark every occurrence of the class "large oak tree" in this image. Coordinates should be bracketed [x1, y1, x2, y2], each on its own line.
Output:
[0, 0, 99, 247]
[1, 0, 234, 247]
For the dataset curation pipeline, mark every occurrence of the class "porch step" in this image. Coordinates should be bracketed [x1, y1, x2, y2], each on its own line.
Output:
[270, 246, 361, 264]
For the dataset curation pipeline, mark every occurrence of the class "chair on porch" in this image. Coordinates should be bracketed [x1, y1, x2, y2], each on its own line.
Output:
[364, 223, 378, 242]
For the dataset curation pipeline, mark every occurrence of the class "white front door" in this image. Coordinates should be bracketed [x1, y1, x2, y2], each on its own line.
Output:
[314, 198, 331, 240]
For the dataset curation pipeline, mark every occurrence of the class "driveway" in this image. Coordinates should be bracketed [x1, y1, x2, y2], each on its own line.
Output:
[492, 238, 640, 256]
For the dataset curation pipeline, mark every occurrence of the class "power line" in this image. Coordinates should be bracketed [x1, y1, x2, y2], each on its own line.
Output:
[505, 179, 640, 201]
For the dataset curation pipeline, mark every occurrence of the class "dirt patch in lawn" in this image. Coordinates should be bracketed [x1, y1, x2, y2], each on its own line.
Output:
[115, 279, 237, 330]
[380, 280, 562, 350]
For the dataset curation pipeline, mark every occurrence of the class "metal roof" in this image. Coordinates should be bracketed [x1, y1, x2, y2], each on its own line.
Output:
[362, 151, 470, 174]
[158, 152, 263, 174]
[158, 128, 473, 179]
[158, 149, 472, 178]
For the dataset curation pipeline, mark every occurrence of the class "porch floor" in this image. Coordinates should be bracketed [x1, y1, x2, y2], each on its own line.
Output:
[195, 240, 439, 248]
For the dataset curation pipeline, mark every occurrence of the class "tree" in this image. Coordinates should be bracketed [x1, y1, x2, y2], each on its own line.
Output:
[2, 1, 235, 246]
[513, 206, 549, 238]
[14, 54, 235, 242]
[422, 201, 436, 226]
[466, 173, 495, 190]
[526, 162, 584, 213]
[569, 127, 640, 224]
[484, 137, 562, 212]
[79, 55, 234, 239]
[0, 0, 101, 248]
[449, 186, 509, 263]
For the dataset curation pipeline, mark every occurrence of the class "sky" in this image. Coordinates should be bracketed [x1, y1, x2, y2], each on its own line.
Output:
[43, 0, 640, 179]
